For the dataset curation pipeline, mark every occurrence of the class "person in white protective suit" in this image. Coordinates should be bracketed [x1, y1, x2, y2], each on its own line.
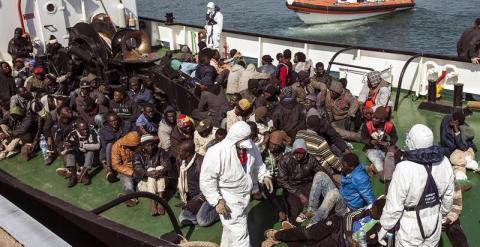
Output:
[205, 2, 223, 50]
[378, 124, 455, 247]
[200, 121, 274, 247]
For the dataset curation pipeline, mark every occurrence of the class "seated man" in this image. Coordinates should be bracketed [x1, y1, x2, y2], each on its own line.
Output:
[127, 77, 153, 105]
[24, 66, 45, 93]
[112, 131, 141, 207]
[296, 171, 347, 227]
[0, 106, 33, 159]
[225, 98, 255, 130]
[272, 87, 306, 139]
[177, 141, 219, 226]
[158, 106, 176, 151]
[133, 134, 171, 216]
[263, 130, 291, 221]
[46, 106, 78, 166]
[325, 80, 361, 142]
[191, 80, 228, 126]
[262, 197, 386, 247]
[136, 104, 159, 135]
[306, 115, 351, 156]
[10, 86, 32, 113]
[62, 120, 100, 187]
[170, 114, 195, 157]
[194, 119, 217, 156]
[358, 71, 391, 115]
[303, 94, 321, 120]
[109, 87, 141, 123]
[440, 110, 478, 185]
[296, 128, 341, 175]
[277, 139, 326, 224]
[340, 153, 376, 210]
[8, 28, 33, 60]
[99, 112, 133, 183]
[77, 96, 108, 129]
[360, 107, 398, 177]
[75, 75, 105, 112]
[291, 71, 314, 105]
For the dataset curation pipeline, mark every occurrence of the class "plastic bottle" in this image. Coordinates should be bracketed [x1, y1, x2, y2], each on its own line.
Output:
[39, 134, 48, 161]
[357, 229, 367, 247]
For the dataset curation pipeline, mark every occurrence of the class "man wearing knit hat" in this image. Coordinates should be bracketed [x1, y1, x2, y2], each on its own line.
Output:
[170, 114, 195, 157]
[303, 94, 321, 119]
[378, 124, 454, 247]
[358, 71, 391, 115]
[225, 98, 254, 131]
[360, 106, 398, 177]
[133, 134, 171, 215]
[277, 138, 327, 224]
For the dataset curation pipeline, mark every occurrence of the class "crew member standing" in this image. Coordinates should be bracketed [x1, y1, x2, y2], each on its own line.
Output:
[205, 2, 223, 50]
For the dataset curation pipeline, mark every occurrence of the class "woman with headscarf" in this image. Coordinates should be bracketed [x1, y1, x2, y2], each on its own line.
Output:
[200, 121, 273, 247]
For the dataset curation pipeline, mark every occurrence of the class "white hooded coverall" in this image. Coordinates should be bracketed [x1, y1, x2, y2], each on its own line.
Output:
[205, 6, 223, 50]
[200, 121, 270, 247]
[380, 124, 454, 247]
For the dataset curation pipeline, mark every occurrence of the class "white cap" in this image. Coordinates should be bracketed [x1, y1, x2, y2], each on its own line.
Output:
[207, 2, 215, 8]
[405, 124, 434, 150]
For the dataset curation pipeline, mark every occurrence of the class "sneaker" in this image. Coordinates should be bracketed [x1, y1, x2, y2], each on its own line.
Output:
[180, 219, 194, 226]
[281, 221, 295, 230]
[56, 167, 71, 178]
[295, 211, 315, 223]
[125, 198, 139, 207]
[264, 229, 278, 239]
[81, 172, 91, 185]
[106, 171, 118, 183]
[261, 237, 280, 247]
[6, 150, 18, 158]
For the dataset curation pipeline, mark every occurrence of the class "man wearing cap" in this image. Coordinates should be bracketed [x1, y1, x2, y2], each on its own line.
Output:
[205, 2, 223, 50]
[257, 55, 276, 76]
[378, 124, 454, 247]
[8, 28, 33, 60]
[225, 98, 255, 131]
[75, 73, 106, 111]
[303, 94, 321, 119]
[200, 121, 273, 247]
[277, 138, 326, 224]
[24, 66, 45, 92]
[194, 119, 218, 156]
[360, 106, 398, 177]
[358, 71, 391, 114]
[192, 78, 228, 126]
[133, 134, 171, 215]
[62, 120, 100, 187]
[272, 87, 306, 139]
[128, 77, 154, 105]
[0, 106, 33, 159]
[326, 80, 361, 141]
[170, 114, 195, 157]
[263, 130, 291, 221]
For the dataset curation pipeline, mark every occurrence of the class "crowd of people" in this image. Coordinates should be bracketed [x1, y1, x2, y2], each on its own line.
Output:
[1, 3, 479, 247]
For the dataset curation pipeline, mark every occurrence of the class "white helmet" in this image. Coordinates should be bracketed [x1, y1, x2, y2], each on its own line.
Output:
[207, 2, 215, 9]
[405, 124, 434, 150]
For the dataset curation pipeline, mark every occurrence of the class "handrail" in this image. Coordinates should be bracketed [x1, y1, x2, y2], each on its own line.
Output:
[91, 192, 183, 237]
[326, 46, 357, 74]
[393, 53, 422, 111]
[329, 62, 374, 72]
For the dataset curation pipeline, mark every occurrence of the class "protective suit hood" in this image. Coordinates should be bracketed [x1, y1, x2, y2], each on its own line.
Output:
[405, 124, 434, 151]
[226, 121, 251, 145]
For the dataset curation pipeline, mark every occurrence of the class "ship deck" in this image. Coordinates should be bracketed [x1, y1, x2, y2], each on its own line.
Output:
[0, 91, 479, 247]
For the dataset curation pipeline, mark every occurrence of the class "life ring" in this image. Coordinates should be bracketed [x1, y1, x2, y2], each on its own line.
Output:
[443, 64, 459, 86]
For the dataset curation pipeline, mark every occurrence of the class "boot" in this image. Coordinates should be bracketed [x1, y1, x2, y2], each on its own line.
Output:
[44, 153, 55, 166]
[80, 168, 91, 185]
[67, 167, 77, 187]
[157, 192, 165, 215]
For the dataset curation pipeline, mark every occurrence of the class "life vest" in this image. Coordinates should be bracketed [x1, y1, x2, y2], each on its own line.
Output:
[364, 81, 390, 111]
[365, 120, 394, 136]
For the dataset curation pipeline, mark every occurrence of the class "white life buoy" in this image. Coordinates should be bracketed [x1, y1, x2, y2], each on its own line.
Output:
[443, 64, 459, 87]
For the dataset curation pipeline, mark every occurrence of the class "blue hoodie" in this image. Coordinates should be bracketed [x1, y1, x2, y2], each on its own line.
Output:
[340, 164, 376, 210]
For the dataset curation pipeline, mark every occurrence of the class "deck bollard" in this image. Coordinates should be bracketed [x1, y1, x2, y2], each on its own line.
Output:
[165, 13, 174, 25]
[427, 80, 436, 103]
[453, 83, 463, 108]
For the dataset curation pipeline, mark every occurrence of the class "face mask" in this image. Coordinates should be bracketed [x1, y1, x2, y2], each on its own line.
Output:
[237, 139, 252, 149]
[405, 134, 414, 151]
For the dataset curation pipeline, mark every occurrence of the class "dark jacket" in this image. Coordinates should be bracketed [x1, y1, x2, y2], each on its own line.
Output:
[307, 116, 349, 152]
[133, 148, 171, 182]
[403, 146, 449, 165]
[170, 127, 193, 157]
[109, 97, 140, 122]
[440, 114, 477, 155]
[44, 116, 78, 150]
[457, 26, 480, 60]
[0, 74, 16, 102]
[64, 128, 100, 153]
[197, 86, 228, 120]
[0, 113, 33, 141]
[177, 155, 204, 199]
[99, 120, 132, 163]
[8, 37, 33, 60]
[277, 153, 324, 195]
[128, 88, 154, 105]
[196, 64, 218, 85]
[272, 99, 306, 139]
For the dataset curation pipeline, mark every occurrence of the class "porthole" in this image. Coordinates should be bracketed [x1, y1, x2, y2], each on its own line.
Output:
[45, 3, 57, 14]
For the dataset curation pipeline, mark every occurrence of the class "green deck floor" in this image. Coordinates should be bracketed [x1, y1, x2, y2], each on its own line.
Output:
[1, 91, 480, 246]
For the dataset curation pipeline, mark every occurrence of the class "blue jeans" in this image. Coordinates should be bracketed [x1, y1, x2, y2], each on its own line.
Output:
[117, 173, 135, 194]
[308, 172, 348, 225]
[178, 200, 219, 226]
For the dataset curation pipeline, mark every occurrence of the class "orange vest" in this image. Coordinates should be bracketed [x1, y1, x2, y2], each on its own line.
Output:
[365, 120, 394, 136]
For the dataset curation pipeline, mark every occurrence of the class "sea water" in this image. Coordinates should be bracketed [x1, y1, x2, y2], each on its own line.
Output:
[138, 0, 480, 56]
